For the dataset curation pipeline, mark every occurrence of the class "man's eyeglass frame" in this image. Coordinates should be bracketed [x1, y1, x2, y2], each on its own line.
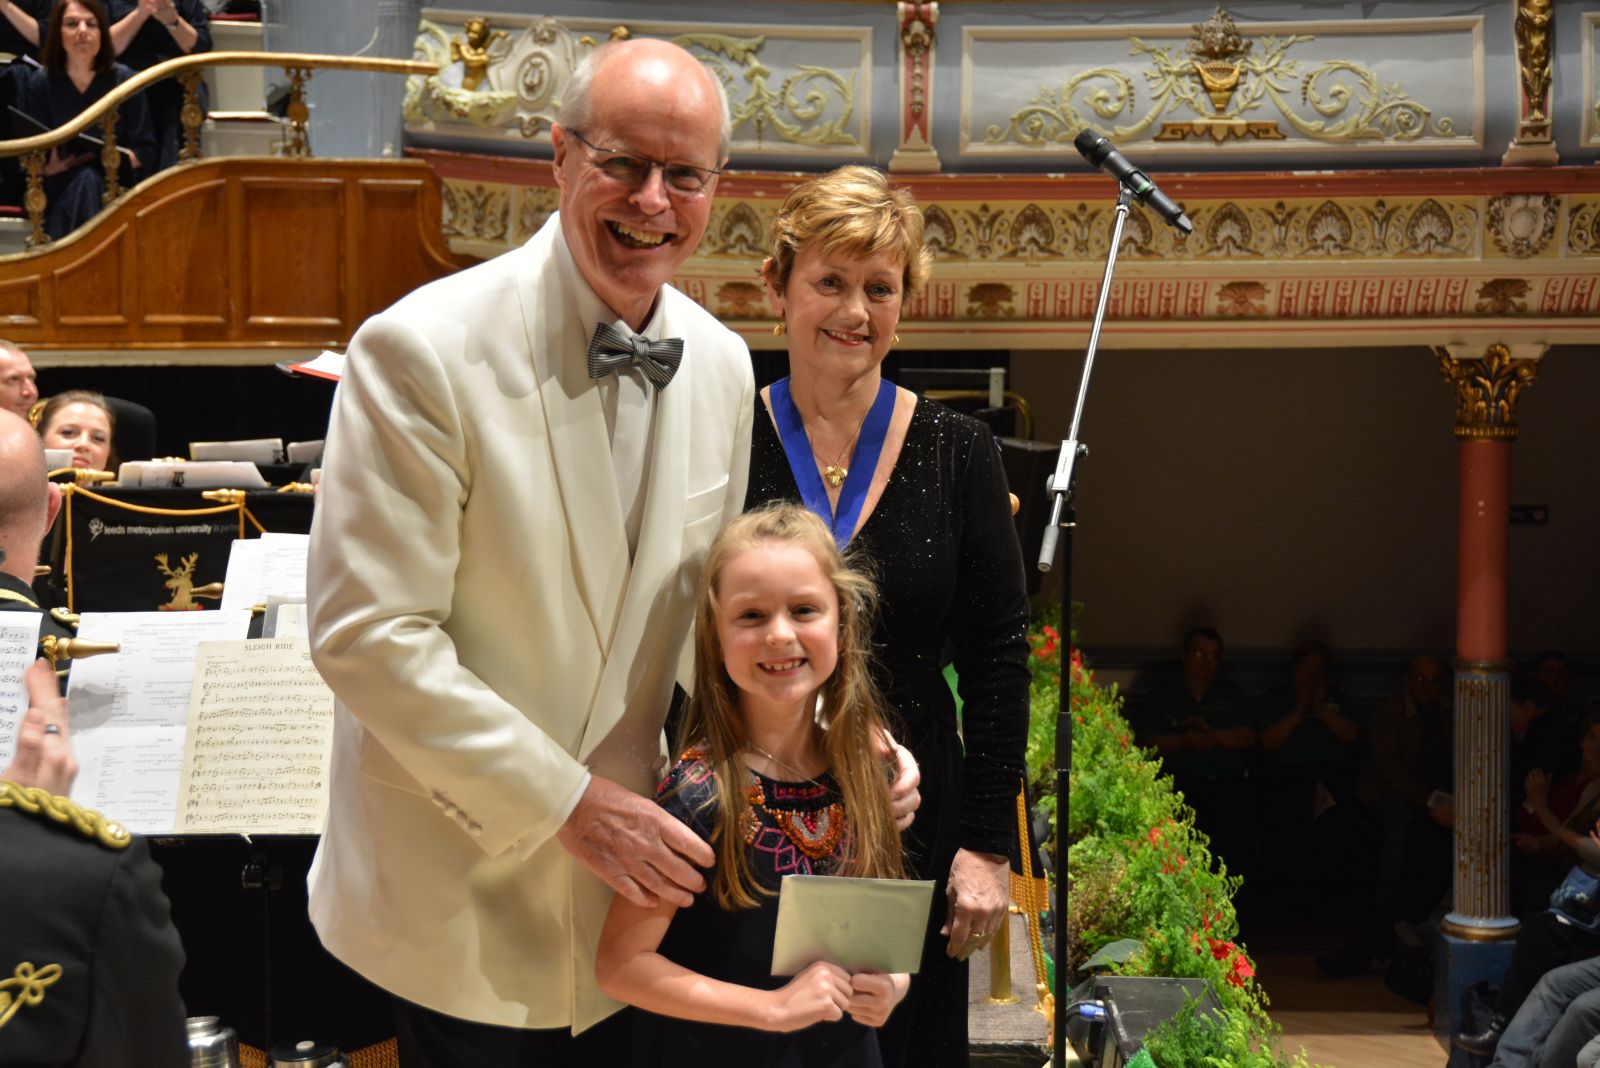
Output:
[565, 128, 722, 195]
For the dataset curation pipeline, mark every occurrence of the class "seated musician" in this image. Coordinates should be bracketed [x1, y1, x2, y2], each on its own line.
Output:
[1, 407, 188, 1066]
[34, 389, 115, 471]
[0, 409, 71, 645]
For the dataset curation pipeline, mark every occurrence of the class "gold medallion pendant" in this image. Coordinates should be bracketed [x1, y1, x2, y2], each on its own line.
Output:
[823, 465, 847, 489]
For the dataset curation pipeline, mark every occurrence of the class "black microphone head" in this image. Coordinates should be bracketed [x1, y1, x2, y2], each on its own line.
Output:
[1074, 129, 1111, 165]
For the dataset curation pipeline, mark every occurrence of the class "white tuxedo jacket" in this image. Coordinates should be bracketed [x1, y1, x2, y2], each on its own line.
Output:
[306, 214, 754, 1031]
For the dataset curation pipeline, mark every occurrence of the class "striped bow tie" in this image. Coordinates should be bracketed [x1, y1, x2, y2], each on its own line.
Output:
[586, 322, 684, 390]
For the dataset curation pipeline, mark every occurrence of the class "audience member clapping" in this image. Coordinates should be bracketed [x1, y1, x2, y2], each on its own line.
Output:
[1356, 654, 1453, 912]
[18, 0, 155, 240]
[35, 388, 116, 470]
[107, 0, 210, 172]
[1130, 626, 1258, 876]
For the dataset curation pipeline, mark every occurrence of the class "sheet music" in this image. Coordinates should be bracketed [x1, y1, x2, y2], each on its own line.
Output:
[258, 532, 309, 605]
[219, 538, 264, 612]
[66, 611, 251, 832]
[288, 350, 345, 382]
[0, 614, 44, 770]
[264, 602, 307, 640]
[175, 639, 334, 835]
[190, 438, 283, 464]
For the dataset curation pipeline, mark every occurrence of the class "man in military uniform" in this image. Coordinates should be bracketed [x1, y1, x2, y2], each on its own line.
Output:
[2, 407, 187, 1064]
[1, 654, 187, 1064]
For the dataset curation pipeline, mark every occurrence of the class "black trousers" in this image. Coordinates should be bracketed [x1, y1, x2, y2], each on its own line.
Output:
[393, 997, 632, 1068]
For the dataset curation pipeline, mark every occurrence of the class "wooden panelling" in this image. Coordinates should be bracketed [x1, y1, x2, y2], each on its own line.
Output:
[0, 273, 42, 328]
[0, 158, 472, 351]
[134, 179, 230, 329]
[55, 224, 133, 329]
[242, 176, 346, 332]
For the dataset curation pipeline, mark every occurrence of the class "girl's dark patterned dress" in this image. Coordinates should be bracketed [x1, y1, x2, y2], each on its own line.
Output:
[632, 751, 883, 1067]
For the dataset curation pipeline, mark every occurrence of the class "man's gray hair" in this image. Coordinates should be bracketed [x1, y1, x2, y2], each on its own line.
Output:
[557, 40, 733, 160]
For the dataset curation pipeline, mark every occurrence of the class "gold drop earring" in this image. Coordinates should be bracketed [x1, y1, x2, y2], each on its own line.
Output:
[773, 319, 786, 336]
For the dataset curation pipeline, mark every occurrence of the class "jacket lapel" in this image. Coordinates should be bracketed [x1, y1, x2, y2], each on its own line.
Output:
[577, 295, 694, 762]
[517, 219, 630, 659]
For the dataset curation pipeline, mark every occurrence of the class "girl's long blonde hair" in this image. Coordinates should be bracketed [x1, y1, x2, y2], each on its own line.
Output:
[678, 503, 905, 908]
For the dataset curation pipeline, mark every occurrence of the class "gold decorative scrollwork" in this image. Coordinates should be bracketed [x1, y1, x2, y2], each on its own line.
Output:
[405, 17, 573, 134]
[0, 962, 63, 1032]
[678, 33, 858, 147]
[1435, 344, 1539, 442]
[1568, 199, 1600, 255]
[984, 17, 1456, 147]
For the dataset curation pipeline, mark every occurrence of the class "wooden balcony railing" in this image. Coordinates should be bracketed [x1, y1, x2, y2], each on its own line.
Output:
[0, 51, 437, 247]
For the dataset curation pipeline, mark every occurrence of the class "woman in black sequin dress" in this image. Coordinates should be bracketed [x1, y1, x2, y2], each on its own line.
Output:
[745, 166, 1031, 1067]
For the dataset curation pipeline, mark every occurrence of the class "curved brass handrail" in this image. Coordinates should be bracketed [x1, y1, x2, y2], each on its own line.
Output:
[0, 50, 438, 247]
[0, 51, 437, 158]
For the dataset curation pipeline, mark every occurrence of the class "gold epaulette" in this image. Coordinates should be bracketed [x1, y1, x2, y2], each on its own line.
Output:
[0, 780, 130, 850]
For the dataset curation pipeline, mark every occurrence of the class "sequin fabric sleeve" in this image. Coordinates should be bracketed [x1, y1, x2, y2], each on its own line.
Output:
[946, 418, 1032, 856]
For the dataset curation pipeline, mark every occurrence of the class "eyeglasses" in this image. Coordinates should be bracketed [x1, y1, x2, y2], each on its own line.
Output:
[566, 129, 721, 195]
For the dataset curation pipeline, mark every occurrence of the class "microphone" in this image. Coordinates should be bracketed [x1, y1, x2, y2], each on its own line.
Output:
[1074, 130, 1193, 235]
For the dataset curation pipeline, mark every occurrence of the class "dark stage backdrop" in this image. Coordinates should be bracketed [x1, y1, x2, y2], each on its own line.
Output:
[39, 351, 1014, 461]
[36, 364, 339, 461]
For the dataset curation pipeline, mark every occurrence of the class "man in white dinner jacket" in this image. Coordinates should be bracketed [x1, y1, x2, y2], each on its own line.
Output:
[305, 39, 752, 1065]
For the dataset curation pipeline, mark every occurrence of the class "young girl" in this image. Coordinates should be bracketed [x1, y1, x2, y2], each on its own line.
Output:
[596, 503, 910, 1065]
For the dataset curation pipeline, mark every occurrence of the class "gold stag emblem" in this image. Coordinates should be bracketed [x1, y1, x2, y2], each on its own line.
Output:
[154, 552, 204, 611]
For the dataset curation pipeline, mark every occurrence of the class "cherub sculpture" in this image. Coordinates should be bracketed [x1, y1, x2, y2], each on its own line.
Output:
[451, 17, 508, 92]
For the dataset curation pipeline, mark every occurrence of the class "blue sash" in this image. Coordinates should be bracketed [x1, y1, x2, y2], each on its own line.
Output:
[768, 376, 896, 547]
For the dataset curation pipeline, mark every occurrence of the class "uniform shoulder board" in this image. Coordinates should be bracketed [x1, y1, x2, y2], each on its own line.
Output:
[0, 780, 131, 850]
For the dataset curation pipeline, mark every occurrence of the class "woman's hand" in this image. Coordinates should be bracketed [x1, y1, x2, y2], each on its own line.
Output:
[1525, 768, 1551, 809]
[765, 961, 851, 1032]
[42, 148, 92, 177]
[139, 0, 177, 22]
[846, 971, 909, 1028]
[942, 848, 1010, 960]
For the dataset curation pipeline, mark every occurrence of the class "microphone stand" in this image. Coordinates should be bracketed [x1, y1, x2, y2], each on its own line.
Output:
[1039, 185, 1133, 1067]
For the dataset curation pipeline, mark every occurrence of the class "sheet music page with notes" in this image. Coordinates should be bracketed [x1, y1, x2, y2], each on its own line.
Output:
[66, 610, 252, 832]
[0, 614, 44, 769]
[175, 639, 334, 835]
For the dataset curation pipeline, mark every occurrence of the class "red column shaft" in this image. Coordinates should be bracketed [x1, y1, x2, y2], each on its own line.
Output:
[1457, 439, 1510, 661]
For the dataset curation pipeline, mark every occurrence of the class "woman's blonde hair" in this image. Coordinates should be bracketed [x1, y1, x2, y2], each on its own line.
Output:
[763, 165, 933, 300]
[678, 502, 905, 908]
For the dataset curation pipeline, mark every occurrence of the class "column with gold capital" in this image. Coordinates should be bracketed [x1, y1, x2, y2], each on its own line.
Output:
[1434, 343, 1540, 943]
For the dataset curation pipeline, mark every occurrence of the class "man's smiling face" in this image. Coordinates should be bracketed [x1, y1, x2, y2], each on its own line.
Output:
[551, 43, 726, 331]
